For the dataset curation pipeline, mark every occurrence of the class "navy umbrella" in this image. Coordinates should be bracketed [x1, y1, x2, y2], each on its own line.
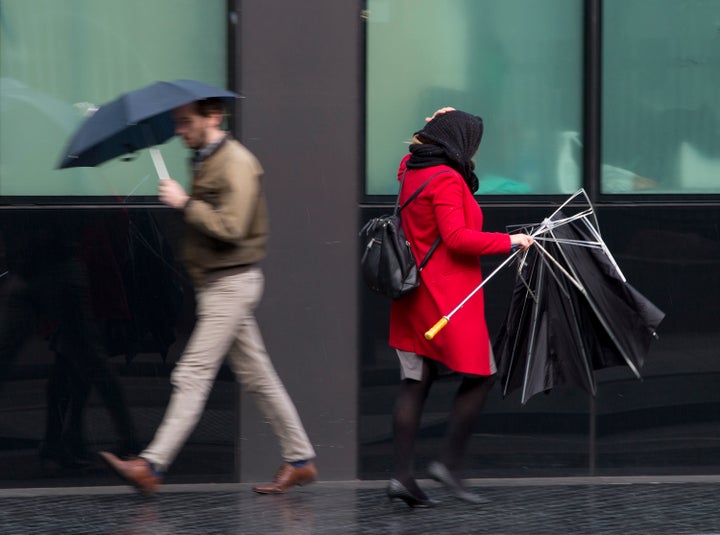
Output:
[57, 79, 240, 173]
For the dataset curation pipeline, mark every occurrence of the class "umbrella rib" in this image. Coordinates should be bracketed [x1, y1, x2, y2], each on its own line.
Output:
[508, 204, 593, 241]
[535, 201, 627, 283]
[124, 172, 153, 200]
[533, 209, 595, 236]
[542, 188, 588, 223]
[536, 251, 574, 301]
[532, 241, 585, 292]
[501, 277, 534, 398]
[579, 217, 627, 282]
[517, 270, 538, 302]
[534, 236, 605, 249]
[521, 256, 547, 404]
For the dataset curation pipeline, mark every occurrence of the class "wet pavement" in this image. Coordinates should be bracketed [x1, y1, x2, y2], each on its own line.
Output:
[1, 476, 719, 534]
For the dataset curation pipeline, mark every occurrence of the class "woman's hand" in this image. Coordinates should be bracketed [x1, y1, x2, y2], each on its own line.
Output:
[425, 106, 456, 122]
[510, 233, 534, 250]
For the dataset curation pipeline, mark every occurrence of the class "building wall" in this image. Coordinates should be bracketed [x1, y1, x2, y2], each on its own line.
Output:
[235, 0, 361, 481]
[0, 0, 361, 487]
[1, 0, 719, 489]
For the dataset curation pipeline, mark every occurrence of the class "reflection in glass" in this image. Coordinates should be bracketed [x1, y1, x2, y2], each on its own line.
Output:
[0, 212, 141, 469]
[603, 0, 720, 194]
[0, 0, 226, 199]
[0, 209, 189, 483]
[365, 0, 582, 195]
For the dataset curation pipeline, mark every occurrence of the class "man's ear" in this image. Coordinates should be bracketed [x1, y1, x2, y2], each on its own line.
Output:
[209, 112, 224, 128]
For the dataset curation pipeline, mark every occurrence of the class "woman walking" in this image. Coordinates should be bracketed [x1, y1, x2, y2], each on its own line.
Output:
[386, 108, 532, 507]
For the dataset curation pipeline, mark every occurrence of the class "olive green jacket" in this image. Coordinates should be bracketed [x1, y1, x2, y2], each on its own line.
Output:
[182, 137, 268, 287]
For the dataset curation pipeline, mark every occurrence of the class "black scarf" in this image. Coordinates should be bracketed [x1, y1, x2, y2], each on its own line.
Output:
[406, 110, 484, 193]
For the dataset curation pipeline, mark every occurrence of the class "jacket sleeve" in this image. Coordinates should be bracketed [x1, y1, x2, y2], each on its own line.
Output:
[432, 173, 511, 256]
[184, 157, 260, 242]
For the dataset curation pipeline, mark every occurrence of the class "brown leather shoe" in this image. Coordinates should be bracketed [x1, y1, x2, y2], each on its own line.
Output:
[252, 462, 318, 494]
[99, 451, 161, 496]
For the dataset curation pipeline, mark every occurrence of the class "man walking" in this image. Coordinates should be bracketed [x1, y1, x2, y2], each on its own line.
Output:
[99, 97, 317, 495]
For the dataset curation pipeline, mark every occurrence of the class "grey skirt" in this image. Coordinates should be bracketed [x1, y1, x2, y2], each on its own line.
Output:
[396, 344, 497, 381]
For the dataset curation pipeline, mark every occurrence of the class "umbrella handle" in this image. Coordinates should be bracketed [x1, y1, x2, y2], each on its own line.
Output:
[423, 248, 524, 340]
[149, 148, 170, 180]
[424, 317, 449, 340]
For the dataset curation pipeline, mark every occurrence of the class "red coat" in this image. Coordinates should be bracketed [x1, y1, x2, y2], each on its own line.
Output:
[389, 155, 511, 375]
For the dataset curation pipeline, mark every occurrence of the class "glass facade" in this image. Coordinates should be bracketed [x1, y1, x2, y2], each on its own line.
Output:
[0, 208, 239, 486]
[0, 0, 227, 199]
[360, 0, 720, 480]
[0, 1, 236, 487]
[366, 0, 720, 198]
[0, 0, 718, 489]
[365, 0, 583, 195]
[603, 0, 720, 194]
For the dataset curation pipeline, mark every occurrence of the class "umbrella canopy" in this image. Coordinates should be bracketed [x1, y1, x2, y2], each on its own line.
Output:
[494, 191, 665, 404]
[57, 79, 240, 169]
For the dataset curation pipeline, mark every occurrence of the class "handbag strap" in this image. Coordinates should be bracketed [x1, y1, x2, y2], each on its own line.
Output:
[418, 235, 441, 271]
[394, 170, 445, 215]
[394, 169, 448, 270]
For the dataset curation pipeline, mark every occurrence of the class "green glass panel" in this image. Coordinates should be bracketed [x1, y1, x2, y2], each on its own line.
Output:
[0, 0, 227, 199]
[365, 0, 583, 195]
[603, 0, 720, 194]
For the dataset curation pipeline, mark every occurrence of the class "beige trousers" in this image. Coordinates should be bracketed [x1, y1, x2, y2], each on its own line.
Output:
[141, 267, 315, 472]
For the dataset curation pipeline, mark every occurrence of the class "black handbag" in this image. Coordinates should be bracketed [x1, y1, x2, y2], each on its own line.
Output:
[359, 171, 442, 299]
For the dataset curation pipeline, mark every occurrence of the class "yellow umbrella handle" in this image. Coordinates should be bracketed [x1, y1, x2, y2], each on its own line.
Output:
[424, 317, 449, 340]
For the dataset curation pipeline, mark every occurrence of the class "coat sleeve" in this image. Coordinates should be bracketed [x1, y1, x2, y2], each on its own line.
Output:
[184, 157, 260, 242]
[432, 173, 511, 256]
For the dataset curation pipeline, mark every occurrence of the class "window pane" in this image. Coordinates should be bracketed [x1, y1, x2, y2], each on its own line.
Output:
[365, 0, 583, 195]
[0, 0, 227, 200]
[603, 0, 720, 194]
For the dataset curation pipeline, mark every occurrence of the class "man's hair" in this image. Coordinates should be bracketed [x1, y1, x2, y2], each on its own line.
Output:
[196, 97, 226, 118]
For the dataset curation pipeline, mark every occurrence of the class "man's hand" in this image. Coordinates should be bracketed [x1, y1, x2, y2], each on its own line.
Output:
[158, 179, 190, 209]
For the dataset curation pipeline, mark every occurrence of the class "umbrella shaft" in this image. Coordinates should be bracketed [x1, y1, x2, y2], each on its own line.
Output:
[446, 249, 522, 320]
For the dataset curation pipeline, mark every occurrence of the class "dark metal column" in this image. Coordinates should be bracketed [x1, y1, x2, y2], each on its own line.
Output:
[583, 0, 602, 202]
[584, 0, 602, 474]
[234, 0, 361, 481]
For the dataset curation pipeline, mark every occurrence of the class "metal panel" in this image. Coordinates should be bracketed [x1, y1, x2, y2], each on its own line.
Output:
[236, 0, 361, 481]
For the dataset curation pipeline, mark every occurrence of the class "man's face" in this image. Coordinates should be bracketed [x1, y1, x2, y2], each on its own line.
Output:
[172, 103, 212, 150]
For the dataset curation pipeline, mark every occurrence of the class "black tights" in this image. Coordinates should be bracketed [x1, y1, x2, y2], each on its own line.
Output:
[391, 359, 495, 495]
